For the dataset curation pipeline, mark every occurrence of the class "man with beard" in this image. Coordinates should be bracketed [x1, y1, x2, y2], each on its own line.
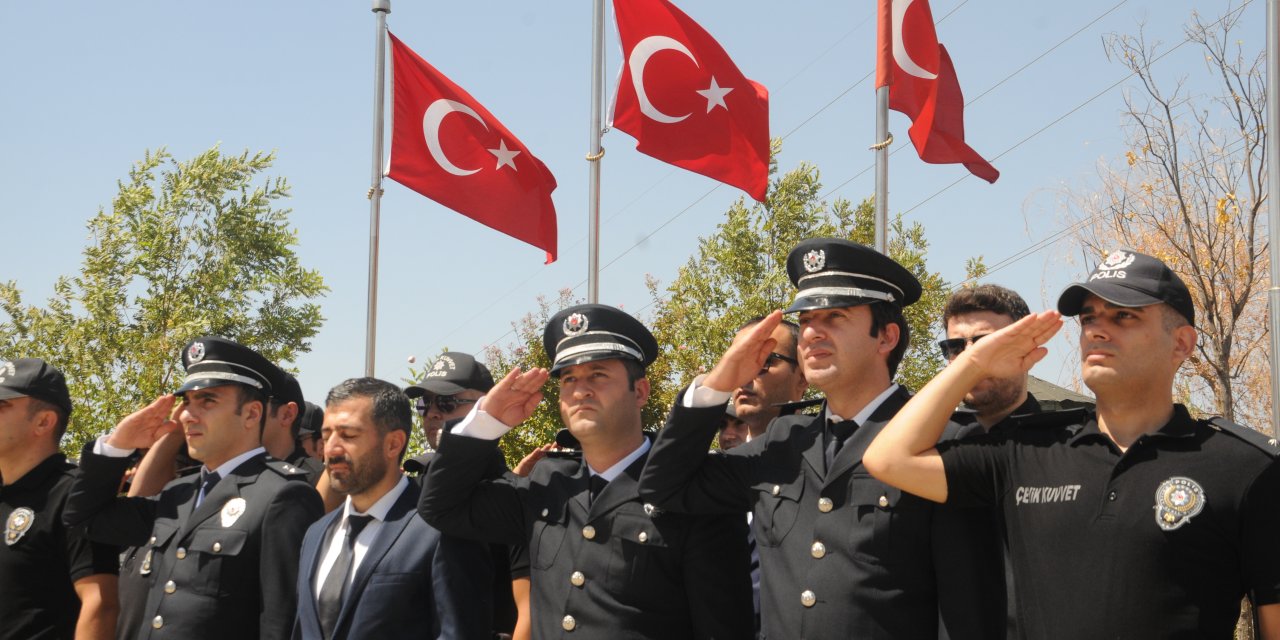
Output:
[63, 337, 323, 640]
[293, 378, 491, 640]
[940, 285, 1039, 434]
[420, 304, 753, 639]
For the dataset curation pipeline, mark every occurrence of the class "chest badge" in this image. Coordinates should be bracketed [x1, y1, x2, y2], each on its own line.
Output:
[5, 507, 34, 546]
[1154, 476, 1205, 531]
[220, 497, 247, 528]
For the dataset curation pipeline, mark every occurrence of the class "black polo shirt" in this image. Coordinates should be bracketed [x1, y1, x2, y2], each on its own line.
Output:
[0, 453, 119, 640]
[939, 405, 1280, 639]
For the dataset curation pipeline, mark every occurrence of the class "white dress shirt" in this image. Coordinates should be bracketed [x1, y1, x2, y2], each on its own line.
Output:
[313, 475, 411, 597]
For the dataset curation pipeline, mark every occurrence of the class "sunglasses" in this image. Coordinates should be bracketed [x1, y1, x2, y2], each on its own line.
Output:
[414, 395, 478, 416]
[759, 352, 799, 374]
[937, 334, 990, 360]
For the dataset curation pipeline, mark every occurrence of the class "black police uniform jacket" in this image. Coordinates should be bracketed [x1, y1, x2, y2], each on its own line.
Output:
[419, 432, 754, 639]
[64, 447, 324, 640]
[639, 386, 1004, 640]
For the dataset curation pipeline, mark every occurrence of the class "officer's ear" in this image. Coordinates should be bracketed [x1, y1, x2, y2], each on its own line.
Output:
[877, 321, 901, 357]
[277, 401, 300, 429]
[1170, 323, 1197, 364]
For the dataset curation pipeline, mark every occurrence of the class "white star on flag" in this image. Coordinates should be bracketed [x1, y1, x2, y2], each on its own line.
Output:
[695, 76, 733, 113]
[488, 140, 521, 171]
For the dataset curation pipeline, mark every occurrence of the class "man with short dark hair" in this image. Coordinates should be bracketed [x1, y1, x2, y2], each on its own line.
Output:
[0, 358, 119, 640]
[420, 304, 754, 638]
[716, 403, 748, 450]
[731, 316, 807, 440]
[941, 284, 1038, 432]
[640, 238, 1001, 639]
[263, 371, 325, 485]
[865, 249, 1280, 637]
[64, 336, 323, 640]
[293, 377, 492, 639]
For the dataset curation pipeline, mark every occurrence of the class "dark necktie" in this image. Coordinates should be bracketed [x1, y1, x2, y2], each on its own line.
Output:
[825, 419, 858, 470]
[588, 475, 608, 506]
[318, 515, 374, 639]
[196, 470, 220, 507]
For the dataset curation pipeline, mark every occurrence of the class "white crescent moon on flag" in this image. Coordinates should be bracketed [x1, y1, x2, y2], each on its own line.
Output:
[422, 98, 489, 176]
[628, 35, 697, 124]
[892, 0, 937, 80]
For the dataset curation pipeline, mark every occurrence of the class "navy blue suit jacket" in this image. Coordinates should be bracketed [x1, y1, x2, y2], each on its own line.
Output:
[292, 479, 493, 640]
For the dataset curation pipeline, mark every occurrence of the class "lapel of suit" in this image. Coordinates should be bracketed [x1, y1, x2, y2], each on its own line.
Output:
[823, 388, 909, 487]
[799, 411, 827, 478]
[338, 481, 418, 632]
[300, 509, 342, 631]
[178, 454, 265, 541]
[587, 453, 645, 520]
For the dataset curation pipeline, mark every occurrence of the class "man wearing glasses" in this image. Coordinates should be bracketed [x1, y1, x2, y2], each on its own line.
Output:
[940, 285, 1040, 433]
[731, 316, 808, 441]
[639, 238, 1001, 639]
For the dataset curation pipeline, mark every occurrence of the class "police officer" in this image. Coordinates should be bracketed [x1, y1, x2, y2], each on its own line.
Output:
[865, 249, 1280, 637]
[262, 370, 324, 485]
[419, 304, 754, 639]
[940, 284, 1040, 434]
[639, 238, 1002, 639]
[63, 336, 324, 640]
[0, 358, 119, 640]
[296, 401, 324, 461]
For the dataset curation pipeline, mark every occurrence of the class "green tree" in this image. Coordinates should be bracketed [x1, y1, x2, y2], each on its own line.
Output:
[645, 161, 950, 413]
[0, 146, 327, 453]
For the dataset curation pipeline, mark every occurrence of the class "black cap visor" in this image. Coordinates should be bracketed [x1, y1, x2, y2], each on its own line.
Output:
[1057, 282, 1164, 316]
[175, 374, 263, 396]
[785, 293, 885, 314]
[550, 333, 645, 375]
[405, 380, 468, 398]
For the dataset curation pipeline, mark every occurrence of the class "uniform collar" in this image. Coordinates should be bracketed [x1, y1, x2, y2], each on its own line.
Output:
[588, 437, 651, 482]
[1068, 404, 1196, 446]
[202, 446, 266, 478]
[0, 452, 66, 492]
[825, 383, 899, 424]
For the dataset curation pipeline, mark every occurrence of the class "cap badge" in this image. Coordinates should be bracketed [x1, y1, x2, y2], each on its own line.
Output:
[220, 497, 247, 528]
[1099, 250, 1136, 271]
[0, 360, 14, 383]
[187, 342, 206, 363]
[802, 249, 826, 273]
[1153, 476, 1205, 531]
[563, 312, 589, 337]
[5, 507, 34, 546]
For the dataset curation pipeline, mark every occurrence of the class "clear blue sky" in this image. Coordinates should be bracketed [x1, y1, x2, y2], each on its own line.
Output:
[1, 0, 1263, 405]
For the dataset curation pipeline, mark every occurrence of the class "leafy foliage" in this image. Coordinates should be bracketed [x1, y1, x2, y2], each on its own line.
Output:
[0, 147, 327, 453]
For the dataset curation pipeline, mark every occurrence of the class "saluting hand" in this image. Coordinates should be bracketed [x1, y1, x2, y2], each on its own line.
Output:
[702, 310, 785, 393]
[959, 310, 1063, 380]
[480, 367, 551, 428]
[106, 394, 181, 450]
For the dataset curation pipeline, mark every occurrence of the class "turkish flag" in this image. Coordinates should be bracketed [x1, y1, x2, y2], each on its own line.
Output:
[387, 32, 558, 262]
[611, 0, 770, 202]
[875, 0, 998, 183]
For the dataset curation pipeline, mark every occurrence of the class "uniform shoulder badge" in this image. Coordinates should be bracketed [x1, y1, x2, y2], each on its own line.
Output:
[1207, 417, 1280, 457]
[265, 459, 311, 478]
[5, 507, 34, 546]
[221, 497, 248, 528]
[1153, 476, 1205, 531]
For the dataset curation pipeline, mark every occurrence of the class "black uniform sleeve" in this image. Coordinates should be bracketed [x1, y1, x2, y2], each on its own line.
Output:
[62, 443, 159, 547]
[681, 512, 755, 639]
[259, 481, 324, 640]
[508, 542, 531, 580]
[418, 433, 529, 547]
[936, 434, 1012, 509]
[637, 395, 760, 514]
[1243, 461, 1280, 605]
[432, 533, 495, 640]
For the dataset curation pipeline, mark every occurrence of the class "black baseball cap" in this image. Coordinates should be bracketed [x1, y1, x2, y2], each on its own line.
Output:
[784, 237, 922, 313]
[297, 401, 324, 437]
[1057, 249, 1195, 327]
[176, 336, 276, 396]
[0, 358, 73, 415]
[405, 352, 495, 398]
[543, 304, 659, 375]
[269, 369, 305, 408]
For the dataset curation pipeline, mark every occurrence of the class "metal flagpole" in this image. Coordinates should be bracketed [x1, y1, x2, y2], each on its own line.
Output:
[1266, 0, 1280, 435]
[365, 0, 390, 377]
[586, 0, 606, 303]
[873, 87, 890, 254]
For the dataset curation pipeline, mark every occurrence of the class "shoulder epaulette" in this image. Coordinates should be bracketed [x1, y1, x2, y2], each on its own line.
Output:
[1008, 407, 1091, 430]
[264, 458, 312, 478]
[1207, 417, 1280, 457]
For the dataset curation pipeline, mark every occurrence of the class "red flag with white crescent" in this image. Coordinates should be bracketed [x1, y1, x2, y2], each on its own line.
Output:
[876, 0, 998, 183]
[611, 0, 770, 202]
[387, 32, 559, 263]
